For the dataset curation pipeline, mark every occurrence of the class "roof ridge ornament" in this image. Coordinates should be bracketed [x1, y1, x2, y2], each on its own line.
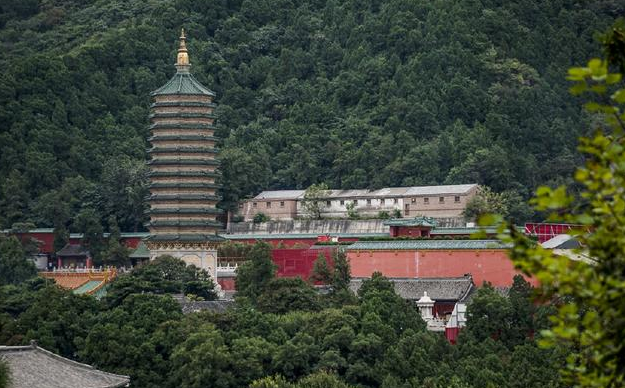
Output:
[176, 27, 190, 72]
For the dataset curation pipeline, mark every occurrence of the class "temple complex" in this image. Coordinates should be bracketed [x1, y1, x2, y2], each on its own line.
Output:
[146, 29, 223, 279]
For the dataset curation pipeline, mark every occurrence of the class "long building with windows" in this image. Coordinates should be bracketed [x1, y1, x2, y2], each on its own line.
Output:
[238, 184, 478, 221]
[145, 29, 223, 277]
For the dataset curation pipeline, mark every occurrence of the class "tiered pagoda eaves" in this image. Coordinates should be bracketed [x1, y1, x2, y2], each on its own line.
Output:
[146, 29, 223, 276]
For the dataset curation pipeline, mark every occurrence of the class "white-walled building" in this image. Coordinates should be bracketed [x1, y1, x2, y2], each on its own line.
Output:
[238, 184, 478, 221]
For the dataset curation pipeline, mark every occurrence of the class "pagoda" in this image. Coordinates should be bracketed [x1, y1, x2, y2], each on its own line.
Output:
[146, 29, 223, 279]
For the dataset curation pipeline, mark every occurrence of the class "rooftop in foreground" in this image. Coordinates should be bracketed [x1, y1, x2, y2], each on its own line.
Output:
[0, 342, 129, 388]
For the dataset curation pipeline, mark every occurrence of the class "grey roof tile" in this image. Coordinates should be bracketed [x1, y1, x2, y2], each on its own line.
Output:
[253, 190, 306, 200]
[0, 343, 129, 388]
[350, 276, 475, 301]
[177, 299, 235, 314]
[250, 184, 477, 200]
[56, 244, 90, 257]
[346, 240, 510, 250]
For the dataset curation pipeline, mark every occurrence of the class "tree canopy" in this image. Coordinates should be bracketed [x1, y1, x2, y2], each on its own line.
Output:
[0, 0, 621, 231]
[105, 255, 218, 306]
[499, 21, 625, 387]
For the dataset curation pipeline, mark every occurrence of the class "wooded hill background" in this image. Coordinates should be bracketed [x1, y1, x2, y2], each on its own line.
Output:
[0, 0, 622, 232]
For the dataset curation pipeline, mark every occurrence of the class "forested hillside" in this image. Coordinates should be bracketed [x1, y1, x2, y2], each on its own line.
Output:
[0, 0, 622, 231]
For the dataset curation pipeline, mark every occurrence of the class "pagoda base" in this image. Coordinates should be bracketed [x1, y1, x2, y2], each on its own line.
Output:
[146, 240, 223, 298]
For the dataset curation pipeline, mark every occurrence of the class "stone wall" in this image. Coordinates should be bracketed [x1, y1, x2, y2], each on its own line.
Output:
[228, 217, 466, 235]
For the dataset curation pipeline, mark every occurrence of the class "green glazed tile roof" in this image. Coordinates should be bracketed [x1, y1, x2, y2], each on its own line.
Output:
[149, 182, 220, 189]
[149, 123, 215, 130]
[148, 135, 218, 142]
[224, 232, 388, 239]
[149, 220, 222, 227]
[147, 159, 220, 166]
[384, 216, 437, 227]
[146, 234, 225, 242]
[147, 147, 219, 154]
[129, 241, 150, 258]
[430, 226, 524, 235]
[1, 228, 55, 233]
[150, 208, 223, 215]
[73, 280, 104, 295]
[149, 194, 220, 201]
[151, 72, 215, 96]
[120, 232, 150, 238]
[431, 227, 497, 235]
[151, 101, 216, 108]
[346, 240, 511, 250]
[150, 112, 216, 119]
[148, 171, 220, 178]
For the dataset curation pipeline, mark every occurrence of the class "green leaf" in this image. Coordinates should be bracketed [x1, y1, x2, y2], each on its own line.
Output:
[612, 89, 625, 104]
[569, 82, 587, 95]
[606, 73, 622, 85]
[584, 102, 602, 112]
[590, 84, 607, 94]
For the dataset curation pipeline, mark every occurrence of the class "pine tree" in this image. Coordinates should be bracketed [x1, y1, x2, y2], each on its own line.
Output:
[310, 253, 332, 284]
[331, 250, 351, 291]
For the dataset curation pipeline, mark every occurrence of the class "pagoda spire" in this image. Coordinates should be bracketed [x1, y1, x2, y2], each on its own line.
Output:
[176, 28, 190, 72]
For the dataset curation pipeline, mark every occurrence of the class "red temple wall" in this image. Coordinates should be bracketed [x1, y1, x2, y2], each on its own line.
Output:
[271, 247, 335, 279]
[347, 249, 536, 287]
[218, 276, 236, 291]
[21, 233, 55, 254]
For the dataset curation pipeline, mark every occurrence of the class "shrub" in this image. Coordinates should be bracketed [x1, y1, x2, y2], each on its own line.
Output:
[253, 212, 271, 223]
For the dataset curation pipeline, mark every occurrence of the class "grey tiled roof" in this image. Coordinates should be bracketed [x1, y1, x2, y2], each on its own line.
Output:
[56, 244, 90, 257]
[346, 240, 511, 250]
[178, 300, 235, 314]
[403, 184, 477, 196]
[253, 190, 306, 200]
[0, 343, 129, 388]
[250, 184, 477, 201]
[350, 276, 474, 301]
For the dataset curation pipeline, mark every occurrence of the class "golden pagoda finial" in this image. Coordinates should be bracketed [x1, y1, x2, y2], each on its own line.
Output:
[176, 28, 190, 67]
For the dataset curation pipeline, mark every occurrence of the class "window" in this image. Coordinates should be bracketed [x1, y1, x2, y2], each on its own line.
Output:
[439, 197, 444, 203]
[454, 196, 460, 203]
[411, 198, 416, 203]
[393, 198, 398, 204]
[252, 202, 257, 208]
[404, 204, 410, 216]
[366, 199, 371, 206]
[238, 203, 243, 209]
[280, 201, 285, 207]
[340, 200, 345, 205]
[326, 200, 331, 207]
[266, 202, 271, 208]
[353, 199, 358, 205]
[381, 198, 385, 205]
[424, 198, 429, 204]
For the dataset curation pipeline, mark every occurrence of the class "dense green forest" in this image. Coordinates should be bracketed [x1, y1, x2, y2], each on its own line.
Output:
[0, 240, 563, 388]
[0, 0, 622, 232]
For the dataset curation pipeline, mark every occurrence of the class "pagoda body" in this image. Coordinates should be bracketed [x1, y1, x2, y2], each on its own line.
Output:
[146, 29, 223, 280]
